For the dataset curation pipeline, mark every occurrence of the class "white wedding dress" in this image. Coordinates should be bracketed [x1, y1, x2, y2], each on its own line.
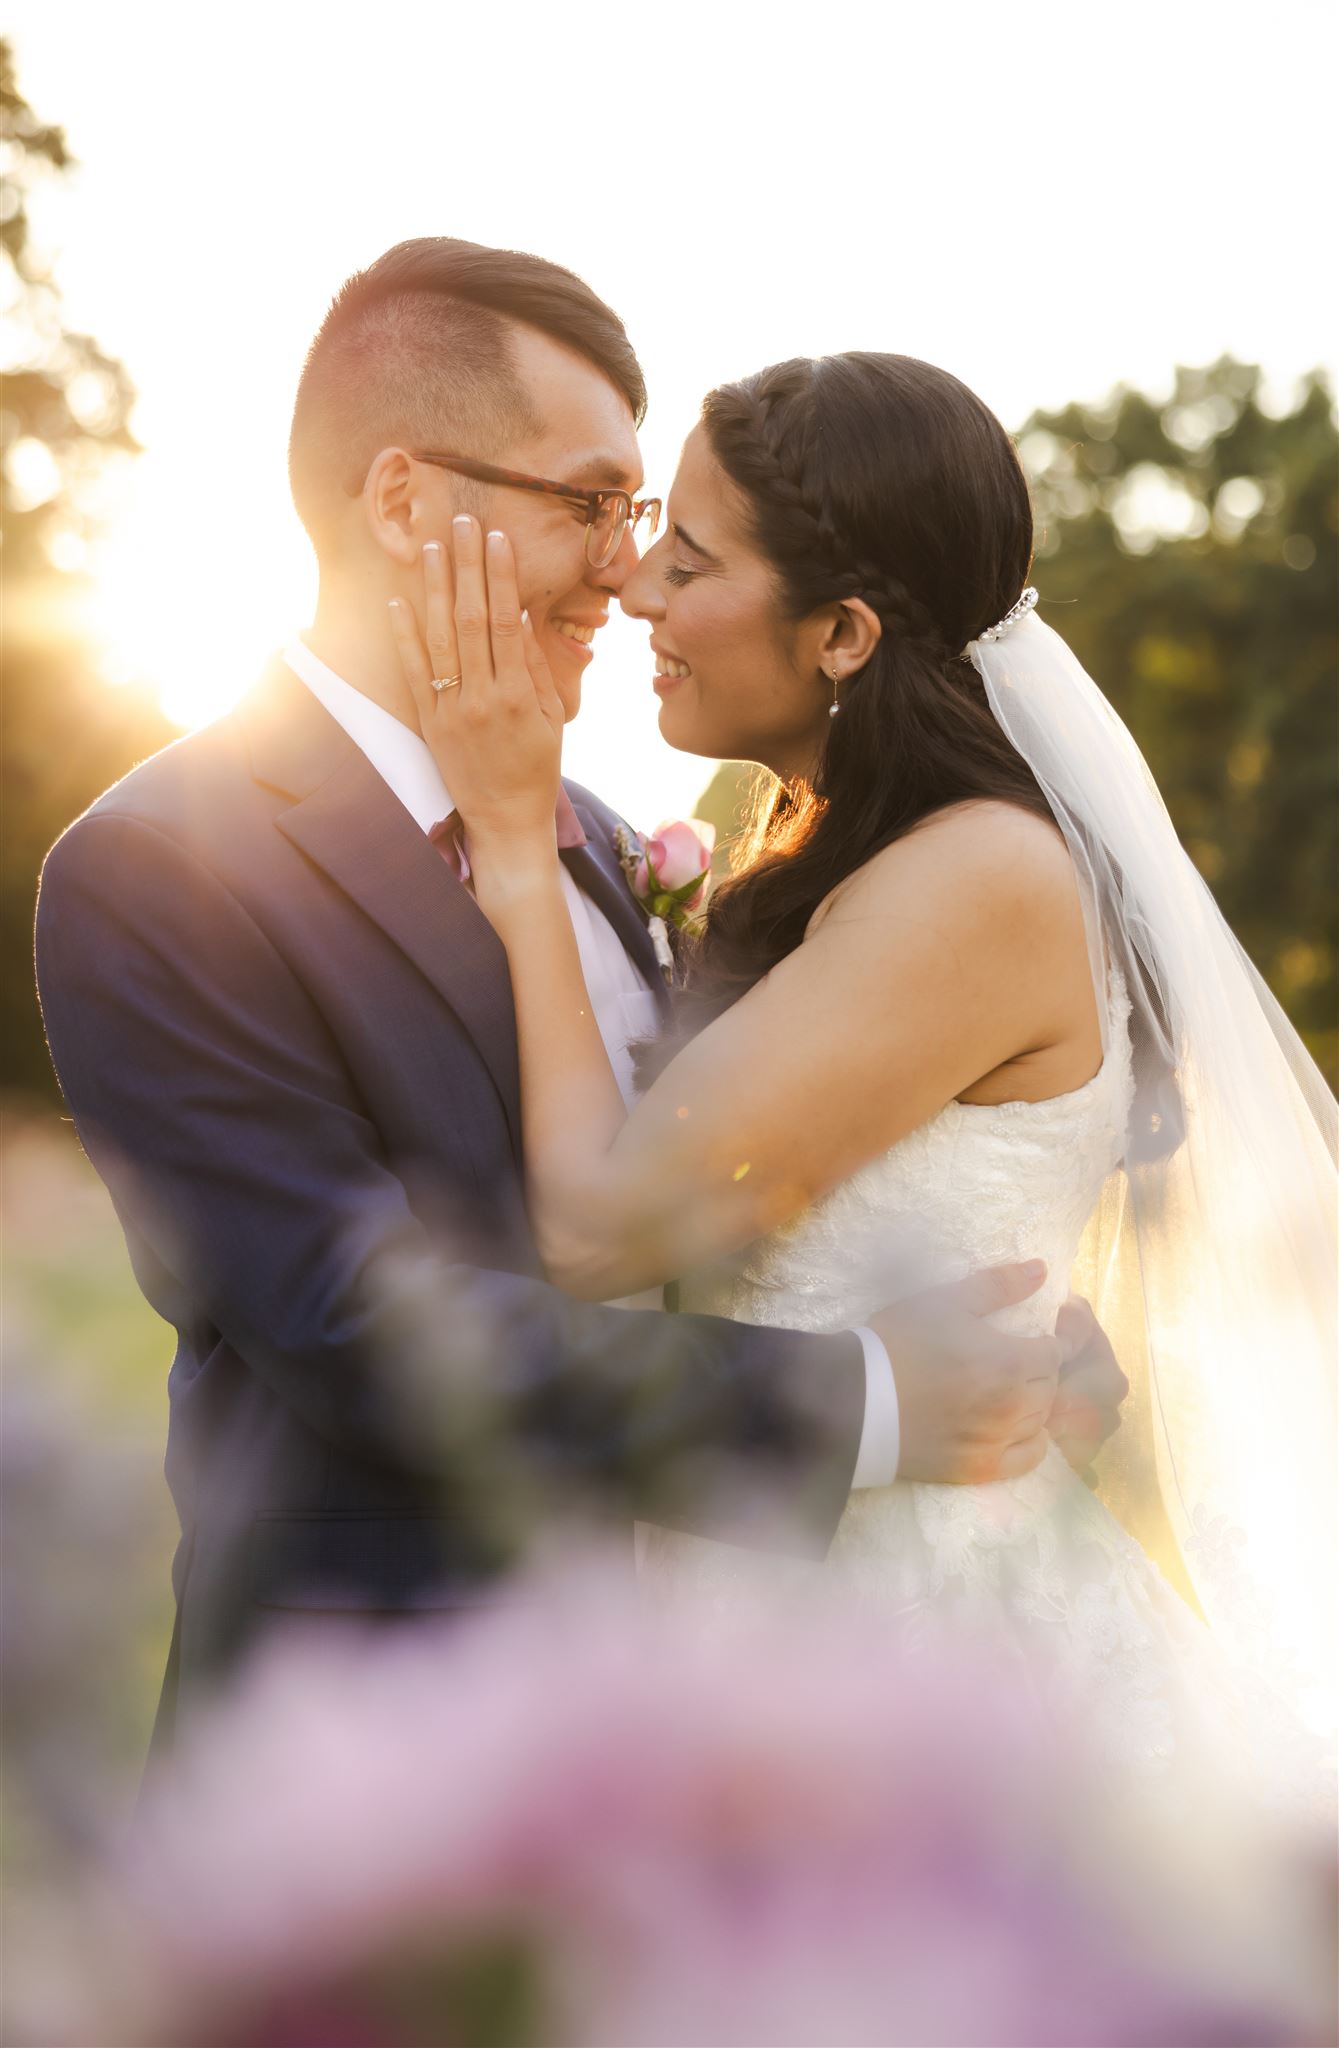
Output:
[642, 966, 1325, 1815]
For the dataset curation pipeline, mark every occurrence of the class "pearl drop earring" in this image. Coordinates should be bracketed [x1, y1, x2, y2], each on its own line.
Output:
[827, 668, 841, 719]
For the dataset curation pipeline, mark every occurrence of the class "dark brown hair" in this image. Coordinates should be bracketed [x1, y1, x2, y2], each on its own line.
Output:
[288, 236, 647, 548]
[660, 352, 1051, 1050]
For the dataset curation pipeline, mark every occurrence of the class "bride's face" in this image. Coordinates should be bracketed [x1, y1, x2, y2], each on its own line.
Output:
[619, 425, 833, 776]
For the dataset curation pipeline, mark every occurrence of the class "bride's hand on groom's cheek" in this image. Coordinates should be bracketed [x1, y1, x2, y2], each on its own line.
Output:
[388, 520, 565, 843]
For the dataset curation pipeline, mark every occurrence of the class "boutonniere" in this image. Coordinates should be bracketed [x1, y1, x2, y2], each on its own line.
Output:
[614, 818, 717, 982]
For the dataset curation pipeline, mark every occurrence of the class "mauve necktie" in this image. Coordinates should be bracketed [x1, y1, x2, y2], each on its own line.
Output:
[428, 788, 588, 887]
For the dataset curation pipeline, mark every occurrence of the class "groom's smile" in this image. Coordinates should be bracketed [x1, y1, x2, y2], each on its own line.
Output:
[534, 606, 608, 717]
[547, 610, 609, 671]
[551, 618, 603, 649]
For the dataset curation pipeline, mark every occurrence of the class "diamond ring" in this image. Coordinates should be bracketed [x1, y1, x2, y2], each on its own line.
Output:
[431, 673, 463, 692]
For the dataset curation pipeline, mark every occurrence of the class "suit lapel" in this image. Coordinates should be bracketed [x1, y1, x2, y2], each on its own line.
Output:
[241, 664, 522, 1148]
[561, 796, 672, 1019]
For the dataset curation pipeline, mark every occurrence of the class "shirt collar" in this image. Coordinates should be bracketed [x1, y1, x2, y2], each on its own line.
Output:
[282, 635, 587, 852]
[283, 636, 456, 834]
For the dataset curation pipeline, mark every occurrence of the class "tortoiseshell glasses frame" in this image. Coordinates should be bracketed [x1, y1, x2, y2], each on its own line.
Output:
[412, 452, 662, 569]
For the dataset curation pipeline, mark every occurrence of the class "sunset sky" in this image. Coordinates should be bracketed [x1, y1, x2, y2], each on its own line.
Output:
[8, 0, 1337, 826]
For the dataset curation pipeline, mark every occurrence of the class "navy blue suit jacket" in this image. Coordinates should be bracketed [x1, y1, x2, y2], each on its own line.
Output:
[35, 660, 864, 1737]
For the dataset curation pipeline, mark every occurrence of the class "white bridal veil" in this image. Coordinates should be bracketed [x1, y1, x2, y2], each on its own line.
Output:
[969, 603, 1338, 1736]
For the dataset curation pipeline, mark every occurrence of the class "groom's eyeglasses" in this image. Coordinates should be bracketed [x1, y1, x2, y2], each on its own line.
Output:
[412, 452, 662, 570]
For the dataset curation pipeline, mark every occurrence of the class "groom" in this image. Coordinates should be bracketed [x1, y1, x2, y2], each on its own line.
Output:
[35, 238, 1124, 1747]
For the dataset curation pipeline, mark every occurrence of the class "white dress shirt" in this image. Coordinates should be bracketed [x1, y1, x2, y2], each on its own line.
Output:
[283, 638, 898, 1487]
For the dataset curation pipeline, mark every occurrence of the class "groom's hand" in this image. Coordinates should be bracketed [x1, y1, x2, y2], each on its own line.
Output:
[1047, 1293, 1129, 1479]
[867, 1261, 1061, 1485]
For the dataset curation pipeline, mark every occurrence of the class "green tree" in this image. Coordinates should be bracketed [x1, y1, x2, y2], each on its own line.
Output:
[1020, 360, 1337, 1083]
[1, 41, 174, 1097]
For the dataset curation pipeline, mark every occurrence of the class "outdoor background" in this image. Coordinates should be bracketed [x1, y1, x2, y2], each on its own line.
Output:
[4, 0, 1337, 1797]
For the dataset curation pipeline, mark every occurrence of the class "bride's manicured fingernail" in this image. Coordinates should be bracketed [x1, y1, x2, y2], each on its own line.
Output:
[453, 515, 472, 536]
[423, 540, 441, 558]
[521, 608, 530, 626]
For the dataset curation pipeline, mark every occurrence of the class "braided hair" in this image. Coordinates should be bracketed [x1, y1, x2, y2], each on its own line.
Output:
[666, 352, 1051, 1049]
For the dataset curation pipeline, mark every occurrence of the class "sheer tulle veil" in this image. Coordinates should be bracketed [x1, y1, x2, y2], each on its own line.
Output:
[969, 603, 1338, 1736]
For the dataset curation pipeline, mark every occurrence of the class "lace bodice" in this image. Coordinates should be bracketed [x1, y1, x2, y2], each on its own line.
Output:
[679, 970, 1134, 1342]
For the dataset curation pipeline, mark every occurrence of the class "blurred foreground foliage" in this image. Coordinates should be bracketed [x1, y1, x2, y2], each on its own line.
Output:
[7, 1546, 1335, 2047]
[3, 1110, 176, 1837]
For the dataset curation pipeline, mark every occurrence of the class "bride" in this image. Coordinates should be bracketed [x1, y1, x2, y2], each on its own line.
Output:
[387, 351, 1336, 1798]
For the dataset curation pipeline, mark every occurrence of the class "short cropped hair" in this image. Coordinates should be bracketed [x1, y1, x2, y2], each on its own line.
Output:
[288, 236, 647, 547]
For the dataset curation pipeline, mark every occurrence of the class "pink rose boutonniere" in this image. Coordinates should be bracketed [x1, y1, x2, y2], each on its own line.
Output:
[615, 817, 717, 980]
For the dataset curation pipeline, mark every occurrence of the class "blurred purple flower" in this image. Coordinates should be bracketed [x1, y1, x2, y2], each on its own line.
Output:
[32, 1560, 1325, 2048]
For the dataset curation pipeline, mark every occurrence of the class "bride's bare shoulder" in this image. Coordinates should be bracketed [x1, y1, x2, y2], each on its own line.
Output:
[808, 800, 1079, 943]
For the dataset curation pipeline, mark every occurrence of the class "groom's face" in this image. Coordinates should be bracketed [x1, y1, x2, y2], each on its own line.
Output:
[439, 325, 646, 722]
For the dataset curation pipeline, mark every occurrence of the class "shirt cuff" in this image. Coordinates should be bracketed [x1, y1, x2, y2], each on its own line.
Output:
[851, 1326, 900, 1488]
